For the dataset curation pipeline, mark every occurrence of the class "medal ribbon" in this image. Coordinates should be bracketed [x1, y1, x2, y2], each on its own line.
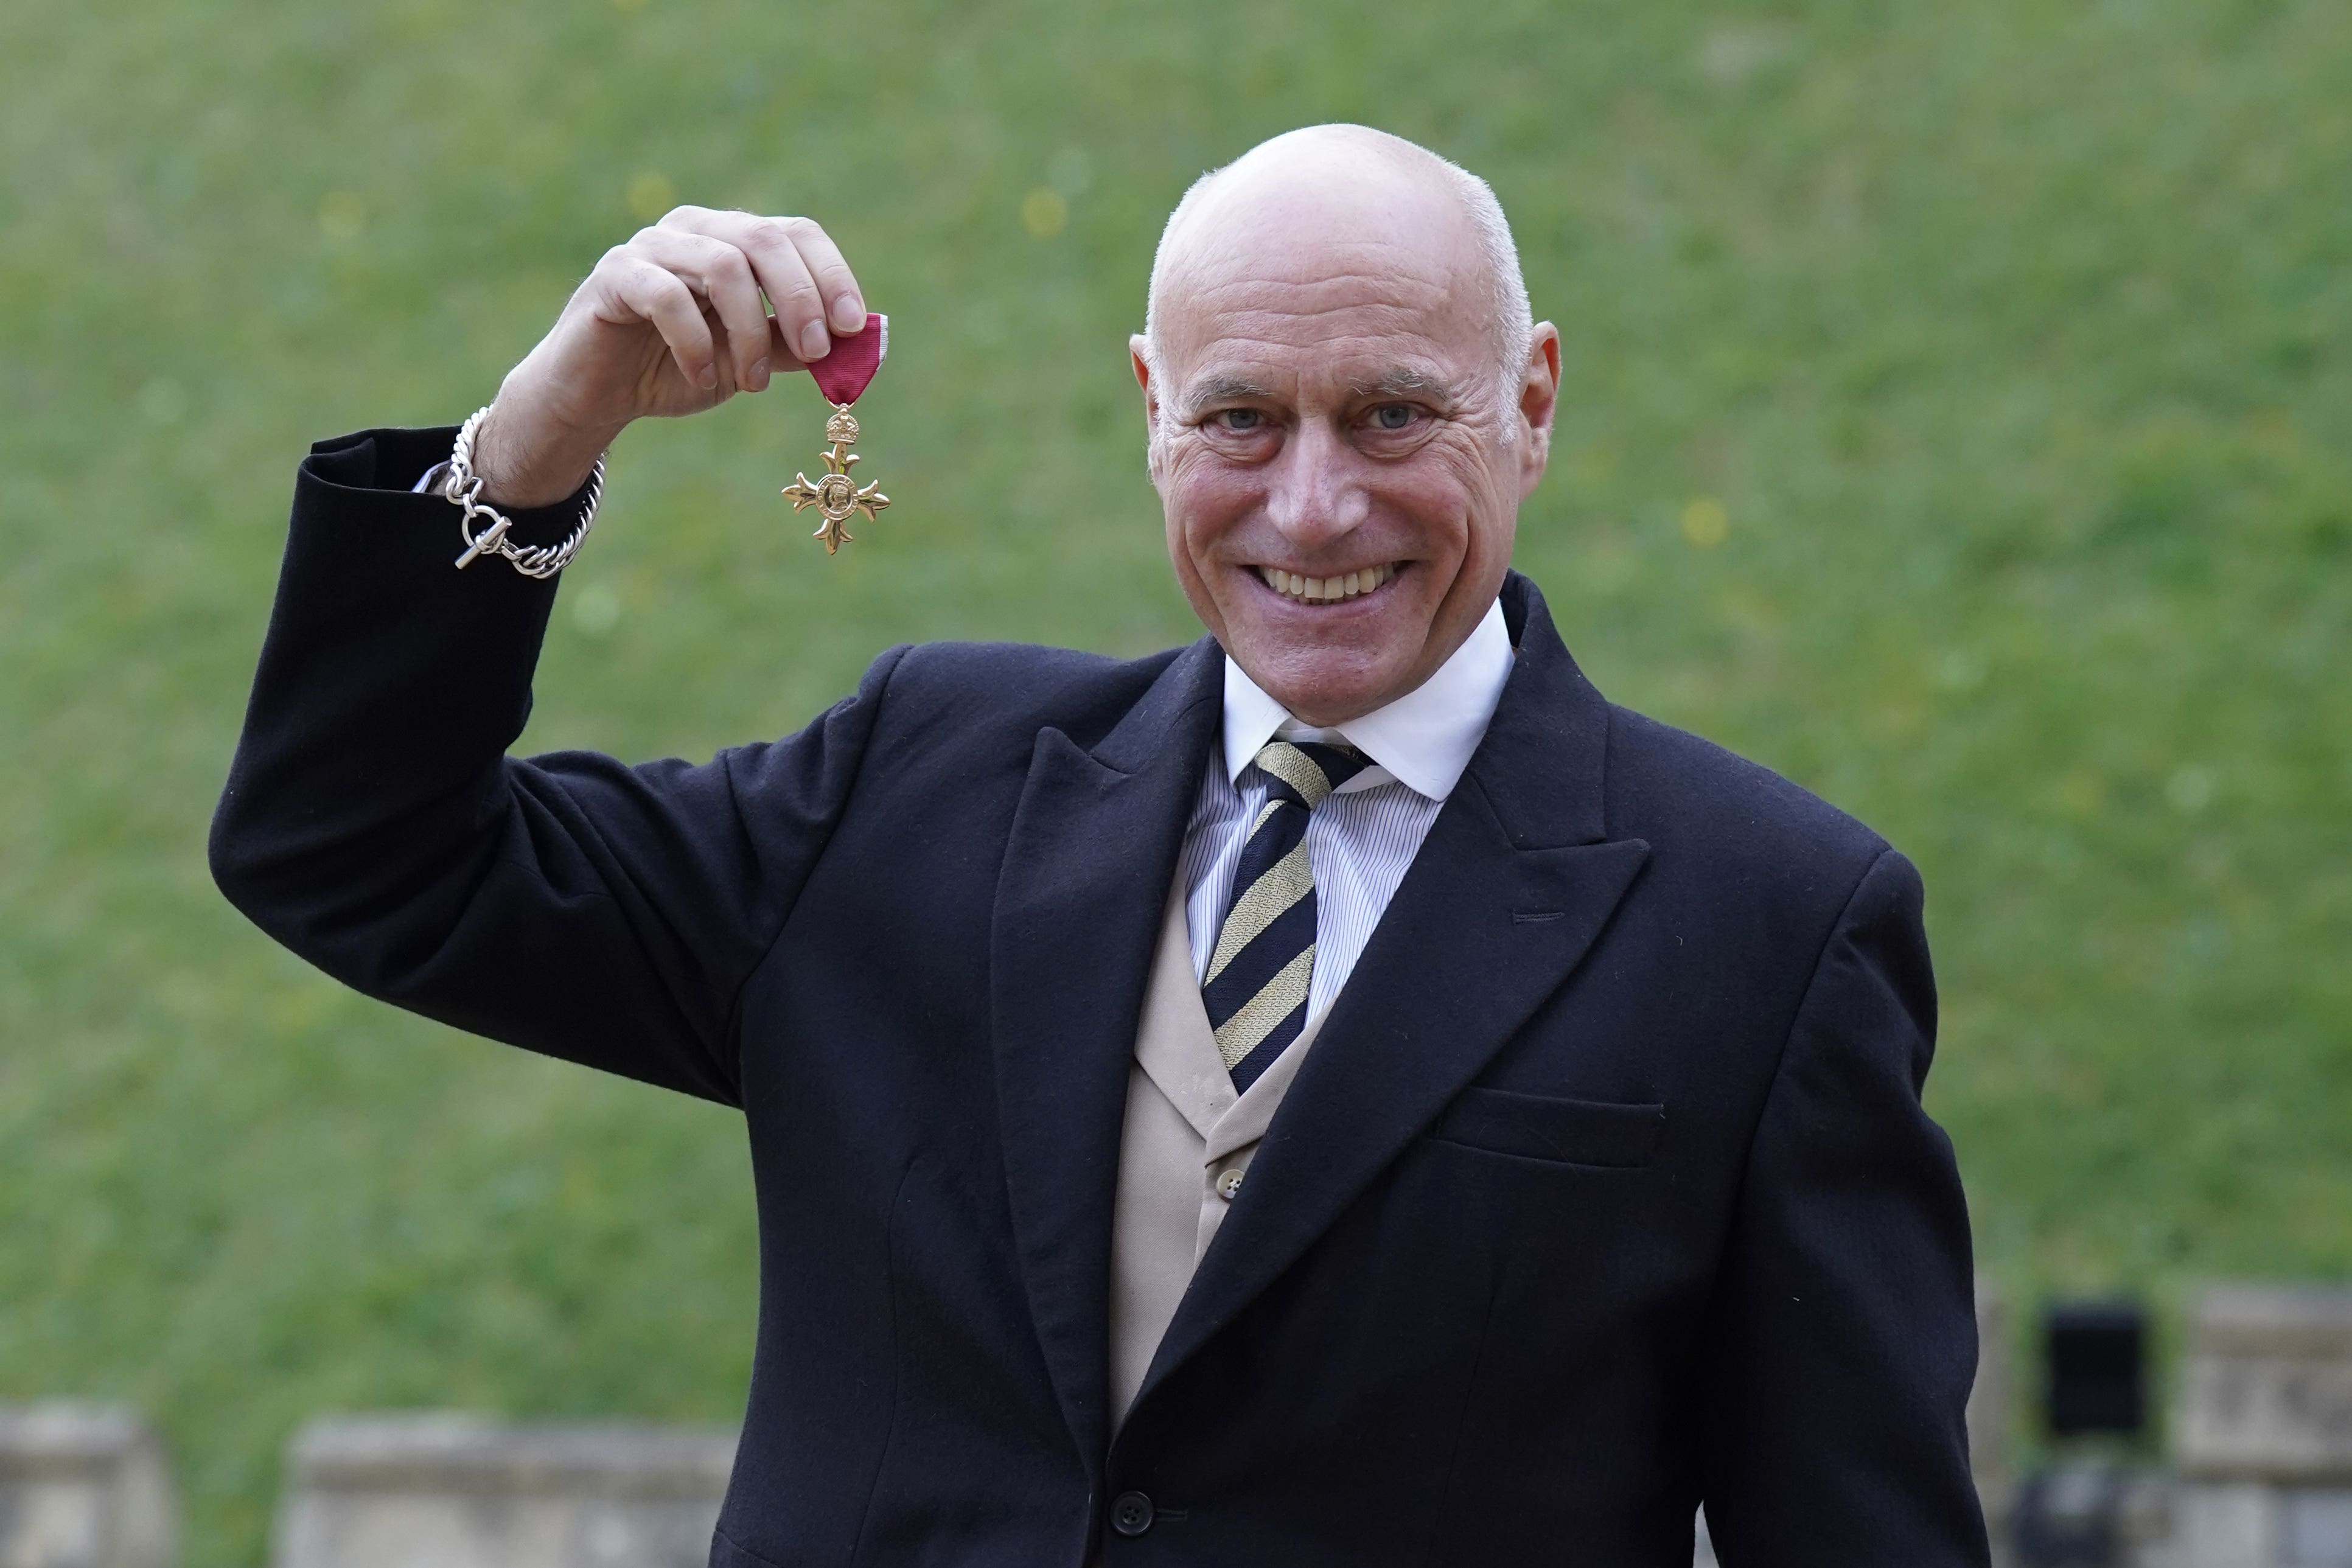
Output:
[805, 313, 887, 405]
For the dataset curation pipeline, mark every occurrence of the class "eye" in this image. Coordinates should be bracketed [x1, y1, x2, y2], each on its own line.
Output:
[1216, 407, 1266, 432]
[1370, 403, 1417, 431]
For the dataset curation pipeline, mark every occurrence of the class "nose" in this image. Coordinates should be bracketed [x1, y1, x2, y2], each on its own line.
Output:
[1263, 419, 1369, 548]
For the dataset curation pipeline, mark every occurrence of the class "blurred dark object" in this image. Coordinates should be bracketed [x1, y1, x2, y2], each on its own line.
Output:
[2015, 1298, 2158, 1567]
[2045, 1300, 2146, 1438]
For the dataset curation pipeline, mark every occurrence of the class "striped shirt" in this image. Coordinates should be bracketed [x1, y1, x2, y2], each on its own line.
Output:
[1179, 599, 1515, 1025]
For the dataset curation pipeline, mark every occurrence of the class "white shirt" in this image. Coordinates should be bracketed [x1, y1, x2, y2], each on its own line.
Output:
[1174, 597, 1515, 1023]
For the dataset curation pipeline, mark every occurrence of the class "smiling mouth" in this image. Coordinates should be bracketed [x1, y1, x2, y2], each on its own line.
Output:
[1255, 563, 1401, 604]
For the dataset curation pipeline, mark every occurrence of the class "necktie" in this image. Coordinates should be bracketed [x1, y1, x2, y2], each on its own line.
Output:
[1202, 740, 1369, 1093]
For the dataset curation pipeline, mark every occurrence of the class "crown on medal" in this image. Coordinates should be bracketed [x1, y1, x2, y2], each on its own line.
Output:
[825, 406, 860, 445]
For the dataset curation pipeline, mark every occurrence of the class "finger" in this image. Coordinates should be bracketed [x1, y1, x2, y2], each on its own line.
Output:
[604, 256, 716, 389]
[773, 218, 865, 336]
[747, 220, 832, 364]
[630, 226, 775, 391]
[677, 209, 861, 357]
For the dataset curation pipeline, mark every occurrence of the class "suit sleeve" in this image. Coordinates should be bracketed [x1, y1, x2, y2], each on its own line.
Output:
[1698, 849, 1991, 1567]
[209, 427, 907, 1107]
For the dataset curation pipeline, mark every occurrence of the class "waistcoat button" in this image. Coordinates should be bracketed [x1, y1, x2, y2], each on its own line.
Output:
[1110, 1490, 1155, 1536]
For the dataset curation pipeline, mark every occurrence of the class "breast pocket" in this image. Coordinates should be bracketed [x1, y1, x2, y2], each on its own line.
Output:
[1428, 1087, 1667, 1168]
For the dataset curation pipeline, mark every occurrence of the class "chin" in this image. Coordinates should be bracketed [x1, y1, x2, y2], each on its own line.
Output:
[1235, 636, 1409, 723]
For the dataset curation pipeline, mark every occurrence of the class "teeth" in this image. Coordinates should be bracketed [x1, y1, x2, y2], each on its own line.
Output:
[1257, 563, 1398, 602]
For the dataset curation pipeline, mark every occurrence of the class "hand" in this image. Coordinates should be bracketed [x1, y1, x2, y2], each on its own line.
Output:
[471, 207, 867, 507]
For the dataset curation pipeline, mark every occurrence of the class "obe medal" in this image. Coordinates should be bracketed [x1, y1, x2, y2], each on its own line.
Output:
[783, 312, 891, 554]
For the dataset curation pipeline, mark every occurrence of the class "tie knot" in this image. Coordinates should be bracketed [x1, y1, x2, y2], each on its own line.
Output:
[1250, 739, 1367, 809]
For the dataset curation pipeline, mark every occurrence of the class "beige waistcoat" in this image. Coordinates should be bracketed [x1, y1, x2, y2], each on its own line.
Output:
[1108, 883, 1330, 1427]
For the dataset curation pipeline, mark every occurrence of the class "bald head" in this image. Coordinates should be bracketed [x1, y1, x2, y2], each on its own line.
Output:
[1143, 125, 1533, 411]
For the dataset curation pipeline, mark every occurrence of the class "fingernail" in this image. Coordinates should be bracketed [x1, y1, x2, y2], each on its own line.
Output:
[800, 323, 830, 360]
[749, 357, 770, 389]
[834, 294, 864, 332]
[699, 363, 718, 389]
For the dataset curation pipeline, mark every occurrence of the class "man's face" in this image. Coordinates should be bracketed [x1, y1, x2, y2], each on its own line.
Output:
[1134, 166, 1559, 726]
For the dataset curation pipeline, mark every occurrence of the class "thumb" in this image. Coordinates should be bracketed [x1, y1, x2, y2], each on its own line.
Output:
[765, 316, 812, 376]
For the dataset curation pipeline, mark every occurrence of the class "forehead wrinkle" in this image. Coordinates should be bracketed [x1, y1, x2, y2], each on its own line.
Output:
[1167, 320, 1474, 385]
[1165, 295, 1469, 363]
[1163, 272, 1478, 365]
[1179, 264, 1454, 313]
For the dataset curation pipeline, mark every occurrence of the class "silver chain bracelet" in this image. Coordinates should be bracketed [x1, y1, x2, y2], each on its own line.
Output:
[441, 405, 605, 577]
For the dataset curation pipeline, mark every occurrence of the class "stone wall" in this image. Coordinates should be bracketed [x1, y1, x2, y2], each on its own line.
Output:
[2170, 1284, 2352, 1568]
[0, 1405, 177, 1568]
[270, 1414, 736, 1568]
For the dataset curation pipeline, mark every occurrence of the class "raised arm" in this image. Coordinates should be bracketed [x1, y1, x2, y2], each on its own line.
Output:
[211, 211, 895, 1105]
[1697, 849, 1992, 1566]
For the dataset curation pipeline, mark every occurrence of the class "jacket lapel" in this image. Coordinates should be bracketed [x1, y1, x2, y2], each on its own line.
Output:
[991, 636, 1223, 1477]
[1131, 576, 1651, 1411]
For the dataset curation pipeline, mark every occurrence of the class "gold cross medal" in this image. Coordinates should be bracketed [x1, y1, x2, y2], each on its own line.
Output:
[783, 312, 890, 554]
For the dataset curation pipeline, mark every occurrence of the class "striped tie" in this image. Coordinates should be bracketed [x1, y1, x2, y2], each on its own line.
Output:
[1202, 740, 1369, 1093]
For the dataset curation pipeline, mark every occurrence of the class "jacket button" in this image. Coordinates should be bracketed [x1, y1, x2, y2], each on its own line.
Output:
[1110, 1490, 1155, 1536]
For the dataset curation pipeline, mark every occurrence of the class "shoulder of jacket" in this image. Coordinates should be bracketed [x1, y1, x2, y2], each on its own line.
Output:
[1602, 703, 1894, 894]
[872, 638, 1188, 746]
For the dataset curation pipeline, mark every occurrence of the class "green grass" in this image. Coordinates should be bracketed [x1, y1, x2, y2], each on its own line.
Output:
[3, 0, 2349, 1559]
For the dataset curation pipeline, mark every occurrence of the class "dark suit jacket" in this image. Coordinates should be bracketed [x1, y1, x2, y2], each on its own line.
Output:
[212, 426, 1990, 1568]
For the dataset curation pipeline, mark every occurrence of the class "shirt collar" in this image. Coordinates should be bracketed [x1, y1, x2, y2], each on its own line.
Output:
[1220, 597, 1513, 803]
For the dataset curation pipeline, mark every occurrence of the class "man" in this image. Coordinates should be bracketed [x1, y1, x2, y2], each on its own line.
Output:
[213, 126, 1989, 1565]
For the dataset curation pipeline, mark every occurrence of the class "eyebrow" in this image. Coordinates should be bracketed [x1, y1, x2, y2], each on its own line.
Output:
[1345, 368, 1460, 401]
[1176, 366, 1465, 416]
[1177, 373, 1277, 415]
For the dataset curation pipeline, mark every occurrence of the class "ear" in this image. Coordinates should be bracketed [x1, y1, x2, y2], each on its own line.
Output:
[1131, 333, 1164, 483]
[1516, 322, 1562, 500]
[1129, 333, 1156, 403]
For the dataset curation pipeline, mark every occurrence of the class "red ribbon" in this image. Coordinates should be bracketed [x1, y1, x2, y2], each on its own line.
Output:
[805, 313, 887, 406]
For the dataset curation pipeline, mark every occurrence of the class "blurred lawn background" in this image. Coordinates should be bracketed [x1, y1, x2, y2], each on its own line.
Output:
[3, 0, 2349, 1560]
